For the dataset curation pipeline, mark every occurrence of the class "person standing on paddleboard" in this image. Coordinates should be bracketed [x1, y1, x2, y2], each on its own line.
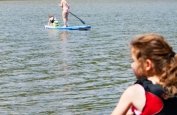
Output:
[111, 33, 177, 115]
[58, 0, 70, 27]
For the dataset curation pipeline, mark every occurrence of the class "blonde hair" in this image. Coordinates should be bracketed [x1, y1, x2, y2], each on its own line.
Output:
[130, 33, 177, 99]
[48, 14, 53, 18]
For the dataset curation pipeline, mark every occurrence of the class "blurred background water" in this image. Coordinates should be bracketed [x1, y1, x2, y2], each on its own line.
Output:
[0, 0, 177, 114]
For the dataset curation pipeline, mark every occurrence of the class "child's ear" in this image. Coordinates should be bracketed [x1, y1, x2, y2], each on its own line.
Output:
[145, 59, 153, 71]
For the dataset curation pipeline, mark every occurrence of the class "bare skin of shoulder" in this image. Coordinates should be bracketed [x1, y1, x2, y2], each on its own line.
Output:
[111, 84, 146, 115]
[59, 0, 69, 9]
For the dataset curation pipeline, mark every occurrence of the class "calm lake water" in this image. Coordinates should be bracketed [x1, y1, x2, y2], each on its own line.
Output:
[0, 0, 177, 114]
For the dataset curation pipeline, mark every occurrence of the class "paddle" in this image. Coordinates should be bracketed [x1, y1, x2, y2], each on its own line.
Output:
[69, 11, 85, 24]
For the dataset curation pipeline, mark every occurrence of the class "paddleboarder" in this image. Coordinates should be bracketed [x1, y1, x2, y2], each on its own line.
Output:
[111, 33, 177, 115]
[58, 0, 70, 27]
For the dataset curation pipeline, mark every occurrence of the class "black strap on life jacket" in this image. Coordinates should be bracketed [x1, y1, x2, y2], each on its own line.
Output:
[135, 78, 163, 97]
[51, 16, 55, 23]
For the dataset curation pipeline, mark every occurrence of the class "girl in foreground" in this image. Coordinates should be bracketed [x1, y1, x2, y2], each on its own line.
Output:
[111, 33, 177, 115]
[58, 0, 70, 27]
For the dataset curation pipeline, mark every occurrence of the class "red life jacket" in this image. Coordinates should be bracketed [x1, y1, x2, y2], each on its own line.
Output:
[132, 78, 177, 115]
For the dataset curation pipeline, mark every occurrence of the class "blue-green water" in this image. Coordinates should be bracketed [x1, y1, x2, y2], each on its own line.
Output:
[0, 0, 177, 114]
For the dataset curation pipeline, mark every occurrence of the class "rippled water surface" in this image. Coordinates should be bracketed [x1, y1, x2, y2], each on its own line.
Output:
[0, 0, 177, 114]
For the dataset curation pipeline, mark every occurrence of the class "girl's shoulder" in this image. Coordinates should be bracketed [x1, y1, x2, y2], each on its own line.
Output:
[124, 84, 145, 97]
